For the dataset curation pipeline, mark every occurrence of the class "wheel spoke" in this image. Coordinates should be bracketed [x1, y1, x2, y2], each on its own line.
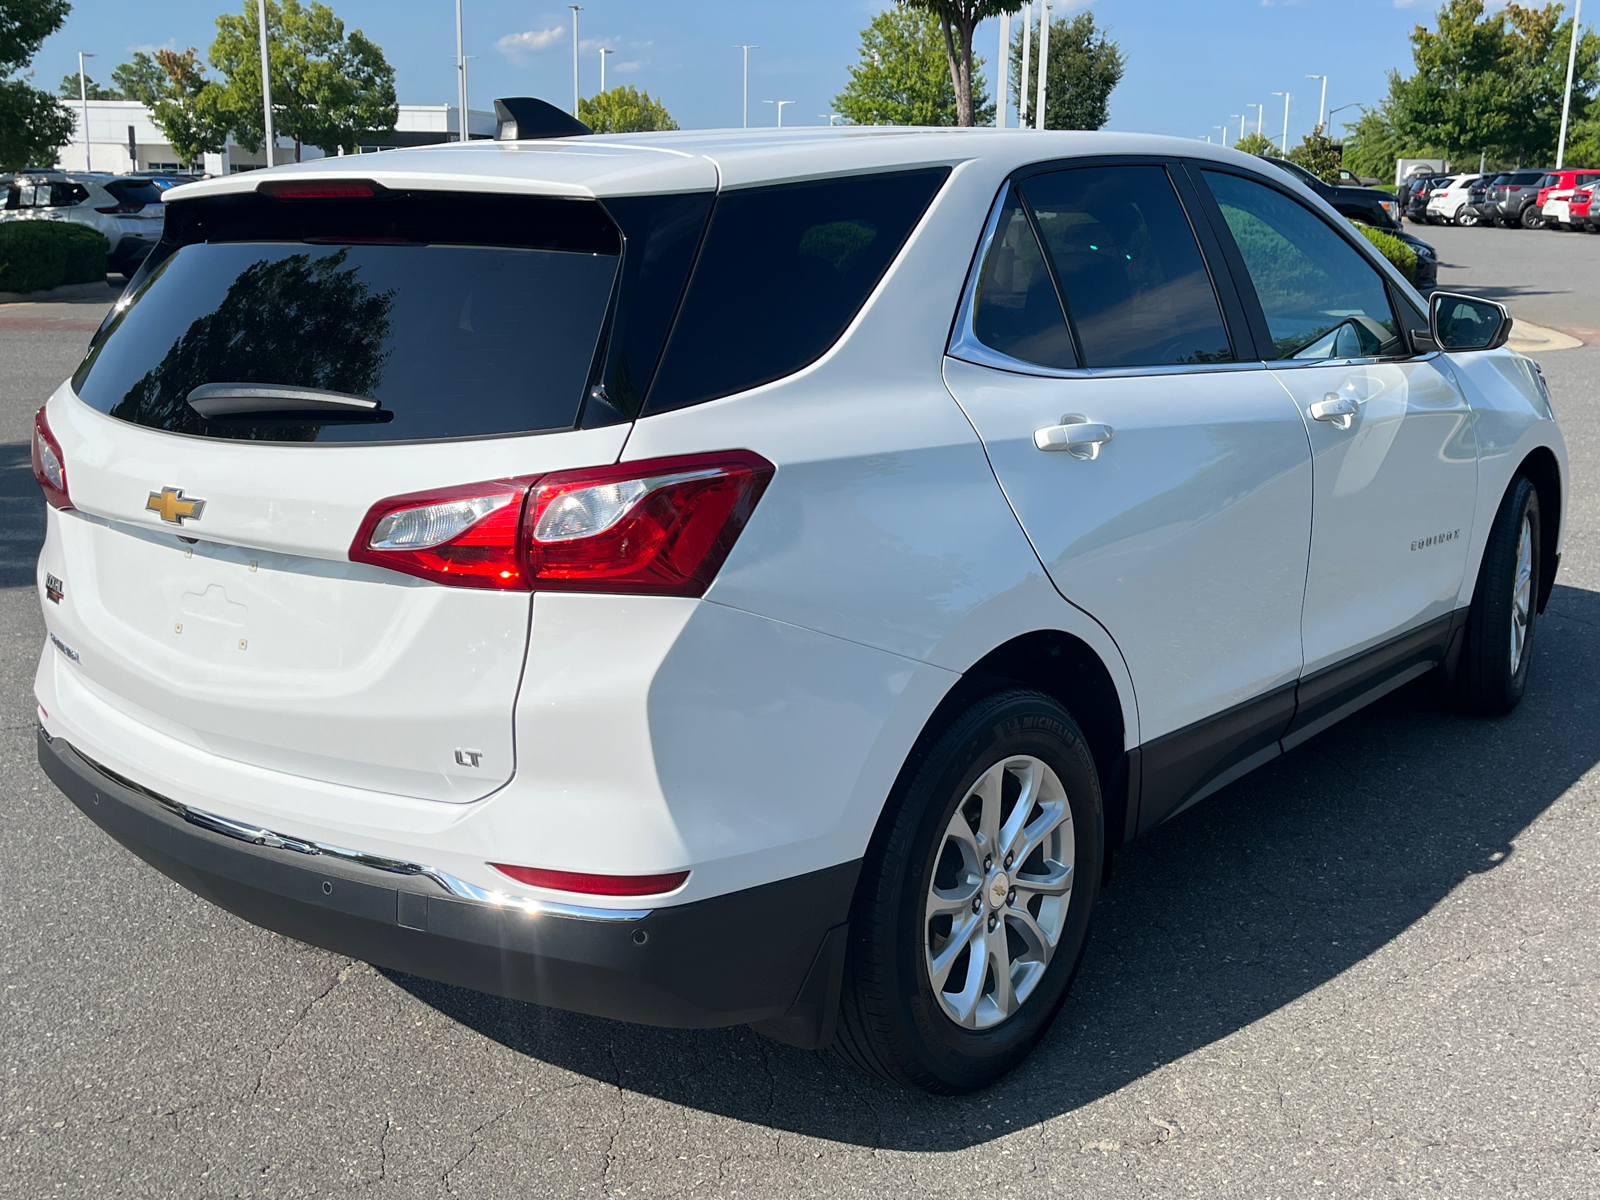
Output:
[987, 924, 1017, 1015]
[971, 766, 1003, 851]
[1013, 859, 1073, 898]
[1008, 799, 1069, 869]
[1004, 904, 1056, 956]
[928, 911, 983, 993]
[926, 885, 979, 920]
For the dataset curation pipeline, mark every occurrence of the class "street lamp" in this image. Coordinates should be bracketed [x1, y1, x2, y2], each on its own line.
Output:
[1557, 0, 1583, 167]
[77, 52, 96, 171]
[763, 99, 795, 127]
[1034, 1, 1052, 131]
[1018, 0, 1032, 128]
[734, 45, 758, 128]
[1215, 125, 1229, 145]
[1247, 102, 1263, 135]
[569, 6, 582, 118]
[599, 47, 612, 94]
[819, 112, 843, 126]
[1272, 91, 1290, 153]
[258, 0, 276, 165]
[1230, 114, 1244, 143]
[997, 7, 1011, 128]
[1306, 74, 1327, 130]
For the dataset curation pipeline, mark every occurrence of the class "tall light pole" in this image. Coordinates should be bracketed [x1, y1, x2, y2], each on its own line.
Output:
[819, 112, 842, 126]
[258, 0, 276, 165]
[1230, 114, 1244, 144]
[734, 45, 758, 128]
[1034, 2, 1051, 131]
[569, 6, 582, 117]
[599, 46, 612, 94]
[763, 99, 794, 127]
[1557, 0, 1583, 168]
[1018, 1, 1032, 128]
[1272, 91, 1290, 153]
[1306, 75, 1327, 130]
[77, 52, 95, 171]
[1215, 125, 1229, 146]
[997, 7, 1011, 127]
[1248, 102, 1263, 135]
[453, 0, 467, 142]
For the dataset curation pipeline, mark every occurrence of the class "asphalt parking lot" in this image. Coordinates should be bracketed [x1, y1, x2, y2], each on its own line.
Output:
[2, 226, 1598, 1198]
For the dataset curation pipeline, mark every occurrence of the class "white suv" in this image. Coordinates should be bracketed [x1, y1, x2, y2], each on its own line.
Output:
[1425, 172, 1483, 224]
[2, 170, 167, 275]
[33, 126, 1566, 1093]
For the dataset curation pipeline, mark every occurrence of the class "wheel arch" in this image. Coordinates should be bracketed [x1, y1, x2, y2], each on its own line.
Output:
[1517, 445, 1561, 612]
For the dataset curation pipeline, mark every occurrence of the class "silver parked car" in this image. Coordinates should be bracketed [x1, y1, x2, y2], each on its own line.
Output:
[1, 170, 165, 276]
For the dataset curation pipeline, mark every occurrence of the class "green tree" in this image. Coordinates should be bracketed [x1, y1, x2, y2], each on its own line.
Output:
[1234, 131, 1280, 157]
[835, 6, 993, 126]
[1288, 124, 1342, 182]
[58, 73, 121, 100]
[578, 85, 678, 133]
[209, 0, 397, 160]
[1386, 0, 1599, 166]
[1340, 104, 1413, 180]
[0, 0, 75, 170]
[1008, 10, 1124, 130]
[112, 52, 169, 105]
[147, 49, 230, 165]
[901, 0, 1021, 127]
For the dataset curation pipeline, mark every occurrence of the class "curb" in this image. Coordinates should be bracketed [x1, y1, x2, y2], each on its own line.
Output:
[0, 279, 123, 305]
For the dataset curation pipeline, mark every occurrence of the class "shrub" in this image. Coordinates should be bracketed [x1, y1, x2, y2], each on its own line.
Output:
[0, 221, 109, 293]
[1351, 222, 1418, 282]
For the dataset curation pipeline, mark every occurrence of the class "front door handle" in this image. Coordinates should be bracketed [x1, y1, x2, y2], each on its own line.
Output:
[1034, 418, 1115, 459]
[1309, 394, 1359, 429]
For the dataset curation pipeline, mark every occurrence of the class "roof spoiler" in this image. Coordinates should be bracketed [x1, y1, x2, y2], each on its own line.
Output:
[493, 97, 592, 141]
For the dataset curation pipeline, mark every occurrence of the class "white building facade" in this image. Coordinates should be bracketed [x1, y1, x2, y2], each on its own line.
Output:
[53, 100, 497, 176]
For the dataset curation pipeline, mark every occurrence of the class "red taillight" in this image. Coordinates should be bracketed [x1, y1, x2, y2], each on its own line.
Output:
[524, 451, 774, 596]
[259, 180, 378, 199]
[31, 408, 69, 509]
[490, 863, 690, 896]
[94, 202, 144, 214]
[349, 452, 774, 596]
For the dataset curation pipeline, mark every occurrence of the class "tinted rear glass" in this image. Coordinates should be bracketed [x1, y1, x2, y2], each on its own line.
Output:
[104, 179, 165, 207]
[71, 192, 621, 443]
[645, 168, 949, 413]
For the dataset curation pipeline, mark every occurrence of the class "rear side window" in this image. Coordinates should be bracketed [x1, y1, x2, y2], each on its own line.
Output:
[1204, 170, 1402, 361]
[644, 168, 949, 413]
[46, 183, 89, 207]
[104, 179, 165, 208]
[970, 187, 1077, 369]
[72, 191, 623, 444]
[1021, 165, 1233, 368]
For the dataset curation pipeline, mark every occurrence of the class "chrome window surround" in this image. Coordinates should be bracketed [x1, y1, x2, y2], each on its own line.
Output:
[60, 735, 651, 922]
[946, 180, 1266, 381]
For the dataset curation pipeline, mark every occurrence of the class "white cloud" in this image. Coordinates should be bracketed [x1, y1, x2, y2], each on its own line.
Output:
[497, 27, 565, 57]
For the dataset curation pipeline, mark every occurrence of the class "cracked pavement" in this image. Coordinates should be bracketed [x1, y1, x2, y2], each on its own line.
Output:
[4, 227, 1600, 1197]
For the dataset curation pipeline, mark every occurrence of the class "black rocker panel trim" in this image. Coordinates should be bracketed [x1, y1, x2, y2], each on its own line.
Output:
[1284, 611, 1460, 745]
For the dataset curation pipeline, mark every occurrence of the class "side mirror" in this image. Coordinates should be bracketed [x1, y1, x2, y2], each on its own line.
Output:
[1429, 291, 1512, 352]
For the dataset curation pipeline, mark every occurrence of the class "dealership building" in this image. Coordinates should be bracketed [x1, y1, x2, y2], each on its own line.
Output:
[53, 99, 498, 175]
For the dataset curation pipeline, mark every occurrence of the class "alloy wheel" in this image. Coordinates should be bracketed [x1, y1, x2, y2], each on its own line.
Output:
[923, 755, 1074, 1030]
[1510, 512, 1534, 674]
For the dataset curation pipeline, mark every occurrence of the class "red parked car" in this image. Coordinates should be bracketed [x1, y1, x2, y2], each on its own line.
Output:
[1533, 168, 1600, 226]
[1571, 188, 1595, 231]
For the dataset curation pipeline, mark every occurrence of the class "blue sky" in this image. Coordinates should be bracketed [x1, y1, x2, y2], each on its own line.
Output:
[37, 0, 1467, 145]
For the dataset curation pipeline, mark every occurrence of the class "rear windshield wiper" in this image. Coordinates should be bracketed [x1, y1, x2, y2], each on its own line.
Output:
[186, 383, 386, 419]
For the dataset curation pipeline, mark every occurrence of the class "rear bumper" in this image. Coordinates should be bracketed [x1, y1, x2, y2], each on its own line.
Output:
[40, 727, 858, 1046]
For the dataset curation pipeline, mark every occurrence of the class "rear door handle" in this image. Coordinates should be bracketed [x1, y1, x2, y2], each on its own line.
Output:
[1308, 394, 1359, 429]
[1034, 419, 1115, 459]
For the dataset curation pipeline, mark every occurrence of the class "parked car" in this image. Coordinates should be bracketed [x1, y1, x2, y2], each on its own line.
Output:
[129, 170, 206, 191]
[1482, 170, 1551, 227]
[1570, 187, 1596, 231]
[0, 170, 165, 275]
[1392, 226, 1440, 288]
[1425, 173, 1484, 224]
[34, 126, 1566, 1093]
[1405, 174, 1453, 223]
[1534, 169, 1600, 228]
[1335, 168, 1381, 186]
[1260, 156, 1402, 228]
[1458, 173, 1510, 226]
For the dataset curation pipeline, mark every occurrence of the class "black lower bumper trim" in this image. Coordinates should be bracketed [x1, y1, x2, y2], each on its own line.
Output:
[40, 728, 860, 1031]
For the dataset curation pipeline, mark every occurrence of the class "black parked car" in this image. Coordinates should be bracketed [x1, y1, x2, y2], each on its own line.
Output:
[1482, 170, 1550, 228]
[1458, 174, 1507, 226]
[1406, 175, 1453, 223]
[1264, 157, 1403, 230]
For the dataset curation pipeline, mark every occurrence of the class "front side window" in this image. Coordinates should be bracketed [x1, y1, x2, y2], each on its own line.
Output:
[1203, 170, 1403, 362]
[1022, 165, 1233, 368]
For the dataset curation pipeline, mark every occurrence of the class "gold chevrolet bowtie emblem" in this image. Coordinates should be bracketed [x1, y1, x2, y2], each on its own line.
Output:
[146, 487, 206, 525]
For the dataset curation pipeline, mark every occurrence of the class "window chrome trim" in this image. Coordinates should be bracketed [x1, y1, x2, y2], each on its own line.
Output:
[946, 179, 1267, 381]
[64, 738, 652, 922]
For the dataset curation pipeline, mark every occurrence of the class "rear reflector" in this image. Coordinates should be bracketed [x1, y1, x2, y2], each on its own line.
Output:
[259, 181, 378, 199]
[349, 451, 774, 595]
[490, 863, 690, 896]
[31, 408, 70, 509]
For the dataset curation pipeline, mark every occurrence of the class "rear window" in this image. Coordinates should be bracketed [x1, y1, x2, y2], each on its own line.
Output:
[104, 179, 165, 207]
[71, 191, 622, 444]
[644, 168, 949, 413]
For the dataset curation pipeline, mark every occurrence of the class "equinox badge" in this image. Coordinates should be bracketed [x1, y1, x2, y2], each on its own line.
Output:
[146, 487, 206, 525]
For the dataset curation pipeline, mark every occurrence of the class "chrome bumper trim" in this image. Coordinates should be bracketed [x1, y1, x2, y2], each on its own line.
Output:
[57, 733, 650, 923]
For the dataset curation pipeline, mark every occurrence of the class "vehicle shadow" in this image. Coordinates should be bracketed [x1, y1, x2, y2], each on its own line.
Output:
[385, 582, 1600, 1151]
[0, 441, 44, 588]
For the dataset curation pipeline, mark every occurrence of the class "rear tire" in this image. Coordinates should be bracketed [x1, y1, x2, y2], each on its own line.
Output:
[1522, 206, 1545, 229]
[1458, 211, 1479, 227]
[1452, 476, 1541, 716]
[834, 689, 1102, 1093]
